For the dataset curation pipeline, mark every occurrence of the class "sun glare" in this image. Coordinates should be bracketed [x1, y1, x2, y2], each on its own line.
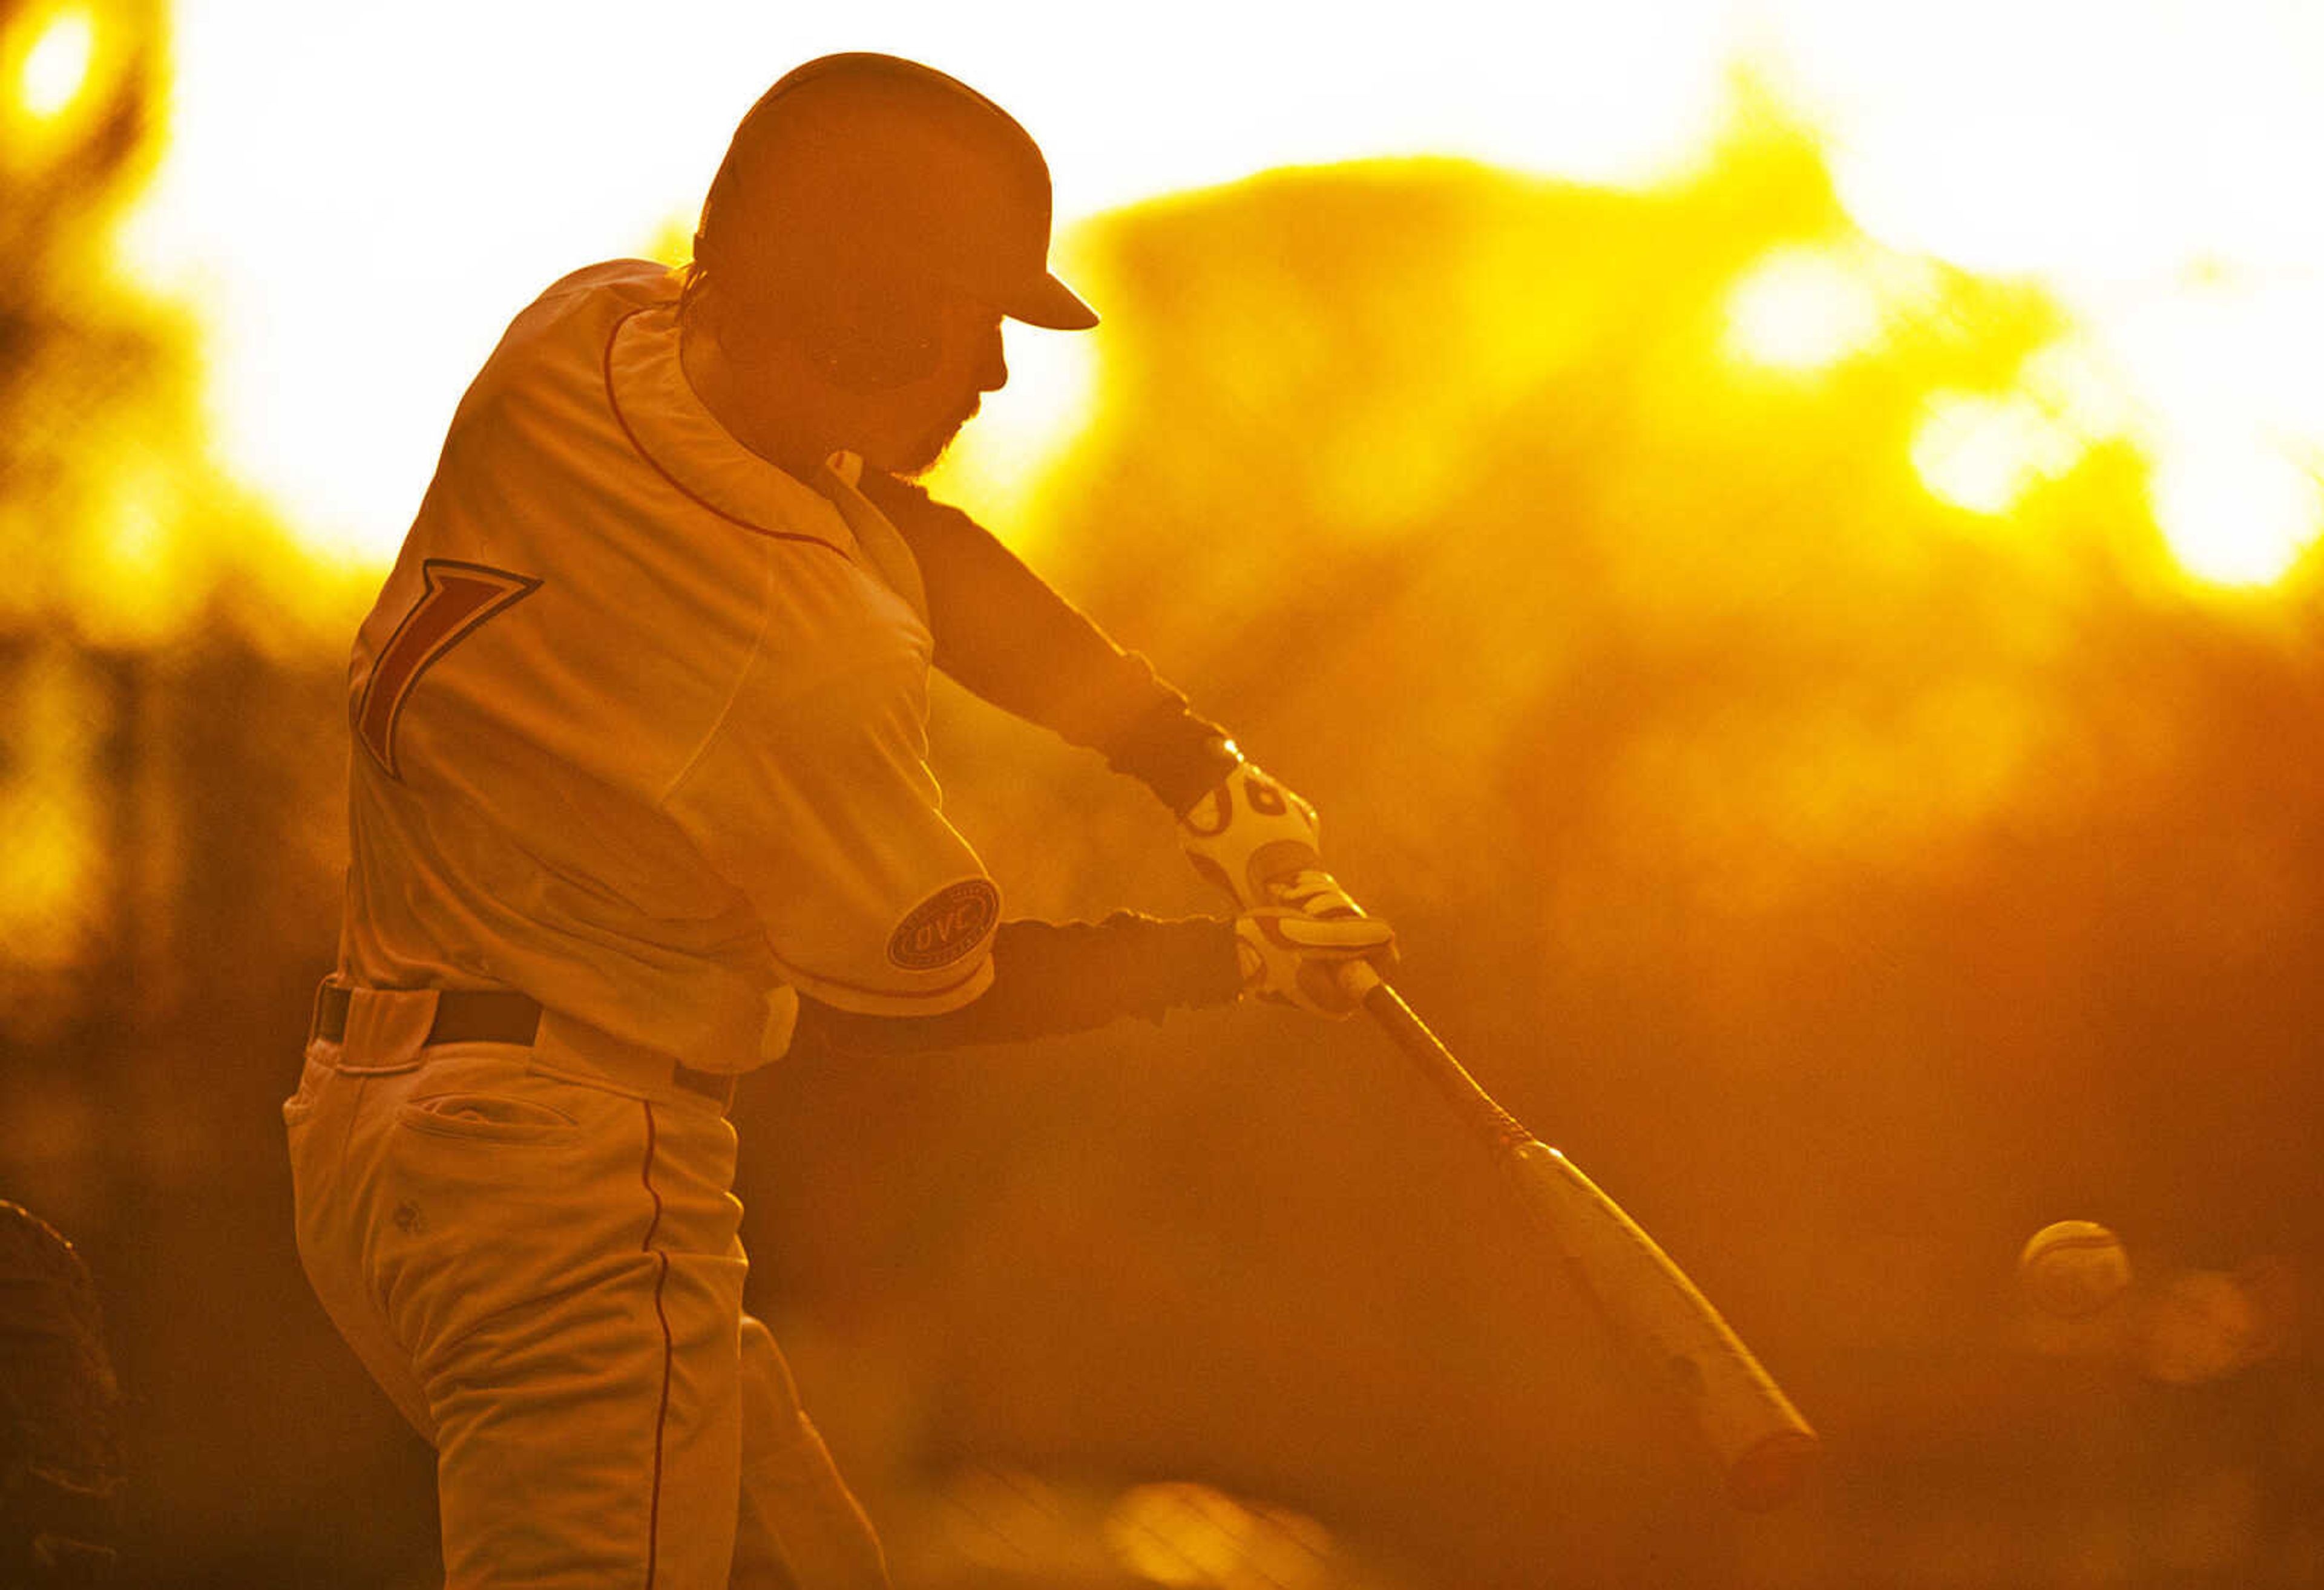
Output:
[1722, 245, 1887, 372]
[16, 5, 94, 121]
[2092, 276, 2324, 586]
[2149, 439, 2321, 587]
[1911, 391, 2083, 518]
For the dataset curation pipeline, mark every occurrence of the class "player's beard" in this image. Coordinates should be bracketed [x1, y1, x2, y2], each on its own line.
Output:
[894, 400, 980, 478]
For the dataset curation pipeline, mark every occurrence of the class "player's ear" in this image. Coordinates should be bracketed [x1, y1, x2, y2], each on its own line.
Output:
[687, 273, 776, 374]
[686, 256, 946, 394]
[805, 271, 948, 390]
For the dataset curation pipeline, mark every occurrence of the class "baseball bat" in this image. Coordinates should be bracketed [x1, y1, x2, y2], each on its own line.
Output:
[1335, 956, 1819, 1510]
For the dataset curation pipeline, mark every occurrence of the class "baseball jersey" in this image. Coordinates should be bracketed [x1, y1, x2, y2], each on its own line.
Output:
[341, 260, 1000, 1073]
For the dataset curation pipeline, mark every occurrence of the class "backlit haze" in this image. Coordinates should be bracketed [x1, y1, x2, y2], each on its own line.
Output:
[15, 5, 2324, 1579]
[74, 0, 2324, 586]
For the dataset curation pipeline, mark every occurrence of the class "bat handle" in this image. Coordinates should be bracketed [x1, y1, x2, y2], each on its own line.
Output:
[1335, 963, 1541, 1156]
[1261, 868, 1396, 1015]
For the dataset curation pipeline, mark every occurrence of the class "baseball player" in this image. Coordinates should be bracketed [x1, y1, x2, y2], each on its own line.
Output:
[284, 52, 1393, 1589]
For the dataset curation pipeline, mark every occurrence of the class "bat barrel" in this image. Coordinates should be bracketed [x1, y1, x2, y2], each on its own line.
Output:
[1504, 1142, 1820, 1507]
[1344, 966, 1822, 1511]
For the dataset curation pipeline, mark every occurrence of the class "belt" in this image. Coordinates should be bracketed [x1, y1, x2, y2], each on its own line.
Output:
[311, 983, 736, 1105]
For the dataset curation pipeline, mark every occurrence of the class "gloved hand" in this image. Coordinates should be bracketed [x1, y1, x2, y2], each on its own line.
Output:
[1178, 760, 1324, 909]
[1234, 892, 1397, 1018]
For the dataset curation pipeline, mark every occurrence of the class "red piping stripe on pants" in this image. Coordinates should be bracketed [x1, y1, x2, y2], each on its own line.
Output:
[640, 1099, 672, 1589]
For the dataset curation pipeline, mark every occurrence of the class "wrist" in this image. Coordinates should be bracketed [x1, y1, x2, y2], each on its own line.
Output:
[1169, 734, 1247, 820]
[1177, 758, 1324, 909]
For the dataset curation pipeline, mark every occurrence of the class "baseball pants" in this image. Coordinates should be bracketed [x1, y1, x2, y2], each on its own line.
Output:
[285, 983, 890, 1589]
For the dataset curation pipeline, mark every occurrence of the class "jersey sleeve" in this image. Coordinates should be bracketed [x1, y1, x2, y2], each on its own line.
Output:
[858, 471, 1241, 814]
[661, 617, 1000, 1018]
[792, 913, 1243, 1058]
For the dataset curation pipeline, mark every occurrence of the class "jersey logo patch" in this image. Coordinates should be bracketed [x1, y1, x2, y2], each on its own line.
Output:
[355, 559, 542, 779]
[887, 878, 1000, 971]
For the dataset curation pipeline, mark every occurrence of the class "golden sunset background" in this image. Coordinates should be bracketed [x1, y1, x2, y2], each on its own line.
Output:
[4, 1, 2322, 1584]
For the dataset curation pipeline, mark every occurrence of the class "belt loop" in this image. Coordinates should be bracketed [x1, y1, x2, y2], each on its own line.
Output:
[310, 977, 341, 1045]
[340, 987, 441, 1071]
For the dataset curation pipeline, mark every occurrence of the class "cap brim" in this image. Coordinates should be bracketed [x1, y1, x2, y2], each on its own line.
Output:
[1005, 271, 1099, 330]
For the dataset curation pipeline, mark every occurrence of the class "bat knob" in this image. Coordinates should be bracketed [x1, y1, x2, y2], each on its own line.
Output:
[1725, 1428, 1821, 1511]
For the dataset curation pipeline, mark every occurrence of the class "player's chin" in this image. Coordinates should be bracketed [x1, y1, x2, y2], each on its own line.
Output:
[886, 419, 971, 479]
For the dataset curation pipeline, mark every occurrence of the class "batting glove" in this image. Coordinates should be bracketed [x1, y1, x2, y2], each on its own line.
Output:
[1235, 900, 1397, 1018]
[1179, 760, 1324, 910]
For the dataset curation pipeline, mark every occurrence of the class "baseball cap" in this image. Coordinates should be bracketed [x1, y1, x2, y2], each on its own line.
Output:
[695, 53, 1097, 332]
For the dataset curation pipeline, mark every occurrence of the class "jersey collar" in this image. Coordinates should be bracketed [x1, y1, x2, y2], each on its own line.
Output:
[603, 304, 857, 554]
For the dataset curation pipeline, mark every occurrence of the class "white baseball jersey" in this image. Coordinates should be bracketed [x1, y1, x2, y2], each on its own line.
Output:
[340, 260, 1000, 1073]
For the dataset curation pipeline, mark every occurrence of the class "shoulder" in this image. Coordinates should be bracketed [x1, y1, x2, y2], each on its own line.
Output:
[437, 260, 678, 446]
[539, 258, 677, 299]
[492, 259, 677, 368]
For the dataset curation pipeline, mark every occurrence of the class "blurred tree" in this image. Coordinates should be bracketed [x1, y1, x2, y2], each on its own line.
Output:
[0, 0, 176, 1039]
[1, 0, 176, 632]
[0, 8, 407, 1582]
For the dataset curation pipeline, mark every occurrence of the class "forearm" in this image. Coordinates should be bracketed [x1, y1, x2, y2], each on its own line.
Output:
[790, 912, 1242, 1058]
[860, 471, 1238, 811]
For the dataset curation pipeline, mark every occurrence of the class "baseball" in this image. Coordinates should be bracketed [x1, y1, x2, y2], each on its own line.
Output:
[2018, 1220, 2132, 1316]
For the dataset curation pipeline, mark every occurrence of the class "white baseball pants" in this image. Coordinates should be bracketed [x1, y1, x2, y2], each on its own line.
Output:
[285, 983, 889, 1589]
